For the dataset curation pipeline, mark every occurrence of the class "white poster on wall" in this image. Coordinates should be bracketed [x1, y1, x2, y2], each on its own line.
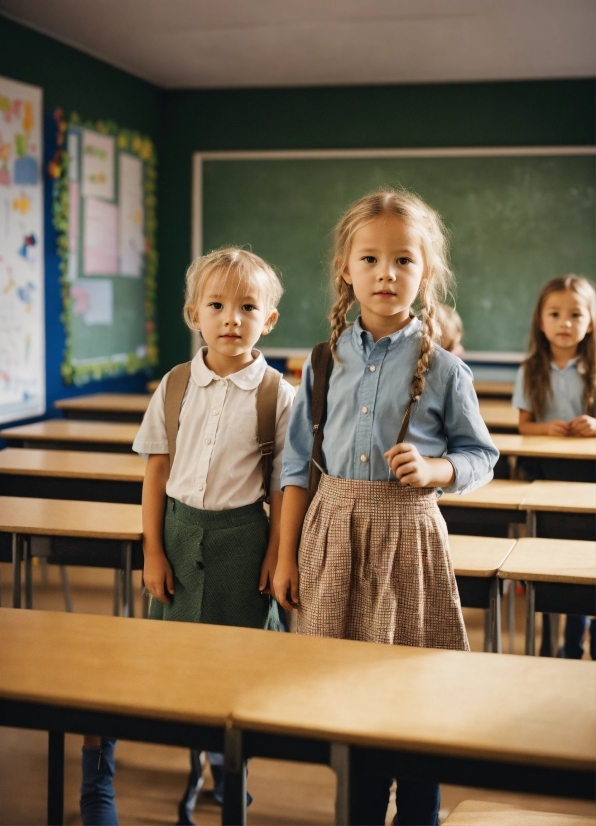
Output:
[81, 128, 115, 201]
[0, 74, 45, 425]
[118, 153, 144, 276]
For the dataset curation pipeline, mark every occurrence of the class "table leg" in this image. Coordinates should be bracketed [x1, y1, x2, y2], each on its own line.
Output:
[113, 570, 122, 616]
[47, 731, 65, 826]
[330, 742, 349, 825]
[123, 542, 133, 618]
[508, 580, 516, 654]
[525, 582, 536, 656]
[12, 533, 21, 608]
[483, 611, 492, 652]
[550, 613, 561, 656]
[223, 727, 246, 826]
[24, 536, 33, 609]
[489, 577, 502, 654]
[526, 510, 537, 537]
[59, 566, 73, 612]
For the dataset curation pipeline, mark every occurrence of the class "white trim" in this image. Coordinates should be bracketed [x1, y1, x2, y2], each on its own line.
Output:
[195, 146, 595, 162]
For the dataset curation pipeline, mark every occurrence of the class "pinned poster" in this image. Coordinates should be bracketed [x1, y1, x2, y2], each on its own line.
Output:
[118, 153, 144, 277]
[81, 128, 114, 201]
[83, 197, 118, 275]
[0, 75, 45, 424]
[71, 278, 113, 325]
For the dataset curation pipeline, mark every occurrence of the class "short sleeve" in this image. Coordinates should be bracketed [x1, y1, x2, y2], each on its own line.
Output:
[132, 375, 170, 458]
[280, 355, 315, 490]
[512, 366, 531, 412]
[270, 378, 296, 493]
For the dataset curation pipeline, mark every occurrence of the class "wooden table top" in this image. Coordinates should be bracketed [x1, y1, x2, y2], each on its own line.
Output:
[0, 448, 145, 482]
[478, 400, 518, 431]
[521, 481, 596, 514]
[0, 420, 139, 445]
[146, 380, 160, 393]
[0, 497, 142, 539]
[449, 535, 516, 577]
[1, 609, 594, 772]
[442, 799, 595, 826]
[499, 537, 596, 585]
[439, 480, 531, 510]
[55, 393, 151, 414]
[473, 381, 515, 398]
[491, 434, 596, 460]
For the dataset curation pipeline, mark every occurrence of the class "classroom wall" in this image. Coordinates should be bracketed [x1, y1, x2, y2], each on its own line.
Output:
[0, 16, 163, 422]
[158, 80, 595, 372]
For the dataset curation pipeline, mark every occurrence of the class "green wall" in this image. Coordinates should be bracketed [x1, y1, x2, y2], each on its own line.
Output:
[158, 80, 595, 370]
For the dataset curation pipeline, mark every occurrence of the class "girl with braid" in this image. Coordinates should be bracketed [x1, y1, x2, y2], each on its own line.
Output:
[274, 189, 498, 826]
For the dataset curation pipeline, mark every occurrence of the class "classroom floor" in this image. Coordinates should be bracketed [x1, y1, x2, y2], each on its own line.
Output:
[1, 563, 594, 826]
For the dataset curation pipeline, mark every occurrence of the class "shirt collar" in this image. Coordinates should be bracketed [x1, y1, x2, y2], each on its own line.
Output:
[550, 357, 579, 373]
[352, 314, 421, 349]
[191, 347, 267, 389]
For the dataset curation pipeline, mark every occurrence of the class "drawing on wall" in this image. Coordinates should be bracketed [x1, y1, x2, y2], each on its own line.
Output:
[52, 110, 158, 385]
[0, 75, 45, 425]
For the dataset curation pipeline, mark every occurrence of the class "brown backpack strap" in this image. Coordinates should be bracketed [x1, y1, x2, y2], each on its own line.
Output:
[257, 366, 281, 503]
[164, 362, 191, 468]
[308, 341, 334, 499]
[396, 397, 416, 445]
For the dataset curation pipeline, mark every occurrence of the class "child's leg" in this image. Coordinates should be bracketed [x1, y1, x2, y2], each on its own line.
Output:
[176, 750, 204, 826]
[394, 778, 440, 826]
[564, 615, 589, 659]
[80, 736, 119, 826]
[349, 773, 393, 825]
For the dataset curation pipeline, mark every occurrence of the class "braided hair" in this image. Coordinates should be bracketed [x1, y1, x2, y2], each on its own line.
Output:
[329, 188, 453, 400]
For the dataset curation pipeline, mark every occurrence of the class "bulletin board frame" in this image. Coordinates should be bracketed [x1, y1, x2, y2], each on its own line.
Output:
[52, 110, 158, 385]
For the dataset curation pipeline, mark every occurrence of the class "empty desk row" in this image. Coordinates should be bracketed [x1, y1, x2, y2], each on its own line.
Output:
[1, 608, 594, 825]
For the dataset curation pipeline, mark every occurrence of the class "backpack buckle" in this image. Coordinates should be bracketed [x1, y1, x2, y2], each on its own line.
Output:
[259, 440, 274, 457]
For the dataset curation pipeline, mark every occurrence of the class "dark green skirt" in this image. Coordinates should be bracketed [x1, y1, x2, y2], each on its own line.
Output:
[149, 497, 282, 630]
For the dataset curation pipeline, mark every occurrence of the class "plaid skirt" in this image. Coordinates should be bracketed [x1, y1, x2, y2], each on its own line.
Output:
[296, 474, 469, 651]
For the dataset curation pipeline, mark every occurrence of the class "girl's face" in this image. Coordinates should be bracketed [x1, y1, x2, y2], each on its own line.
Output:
[191, 269, 278, 358]
[540, 289, 593, 356]
[343, 215, 425, 335]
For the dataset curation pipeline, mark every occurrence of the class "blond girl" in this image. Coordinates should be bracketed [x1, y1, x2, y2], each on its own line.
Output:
[274, 189, 498, 825]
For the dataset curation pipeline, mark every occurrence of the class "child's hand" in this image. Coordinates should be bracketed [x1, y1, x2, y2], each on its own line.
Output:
[258, 547, 278, 596]
[384, 443, 433, 487]
[273, 559, 300, 610]
[144, 550, 175, 604]
[547, 419, 571, 437]
[569, 415, 596, 437]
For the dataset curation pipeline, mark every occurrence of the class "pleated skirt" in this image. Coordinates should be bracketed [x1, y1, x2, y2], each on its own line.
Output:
[296, 474, 469, 651]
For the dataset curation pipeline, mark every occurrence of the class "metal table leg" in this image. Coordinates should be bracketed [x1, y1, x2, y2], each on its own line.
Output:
[47, 730, 65, 826]
[525, 582, 536, 656]
[508, 580, 516, 654]
[223, 727, 246, 826]
[330, 742, 350, 825]
[12, 533, 21, 608]
[123, 541, 133, 618]
[59, 566, 73, 612]
[24, 536, 33, 609]
[489, 577, 502, 653]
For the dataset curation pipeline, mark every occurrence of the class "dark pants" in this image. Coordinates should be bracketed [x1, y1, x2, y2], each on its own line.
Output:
[350, 774, 440, 826]
[564, 615, 596, 660]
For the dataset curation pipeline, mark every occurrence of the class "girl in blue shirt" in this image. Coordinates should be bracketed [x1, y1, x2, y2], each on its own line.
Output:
[274, 188, 498, 826]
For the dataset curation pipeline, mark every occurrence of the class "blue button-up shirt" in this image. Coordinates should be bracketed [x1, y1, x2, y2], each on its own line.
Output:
[512, 361, 586, 422]
[281, 317, 498, 494]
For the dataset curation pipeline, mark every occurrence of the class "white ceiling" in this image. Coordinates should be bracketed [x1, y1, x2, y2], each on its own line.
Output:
[0, 0, 594, 89]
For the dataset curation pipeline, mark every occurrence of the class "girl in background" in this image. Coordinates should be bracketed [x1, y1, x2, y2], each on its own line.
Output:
[275, 188, 498, 825]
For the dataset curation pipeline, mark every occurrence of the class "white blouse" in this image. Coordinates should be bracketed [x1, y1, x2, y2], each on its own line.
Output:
[133, 348, 295, 511]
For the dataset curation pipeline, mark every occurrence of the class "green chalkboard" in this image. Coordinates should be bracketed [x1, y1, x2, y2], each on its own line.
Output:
[202, 154, 595, 353]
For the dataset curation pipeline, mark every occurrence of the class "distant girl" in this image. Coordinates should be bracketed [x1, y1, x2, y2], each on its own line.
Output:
[274, 189, 498, 826]
[513, 275, 595, 662]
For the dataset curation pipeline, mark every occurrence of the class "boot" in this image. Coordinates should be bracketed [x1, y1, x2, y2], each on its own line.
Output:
[80, 738, 119, 826]
[177, 750, 204, 826]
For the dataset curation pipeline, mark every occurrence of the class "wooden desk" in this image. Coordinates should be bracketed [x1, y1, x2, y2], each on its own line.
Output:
[146, 379, 160, 393]
[439, 480, 530, 536]
[0, 448, 144, 504]
[492, 434, 596, 461]
[499, 538, 596, 655]
[0, 497, 142, 614]
[442, 799, 596, 826]
[473, 380, 515, 398]
[449, 535, 516, 653]
[0, 420, 139, 453]
[55, 393, 150, 423]
[521, 481, 596, 542]
[1, 610, 594, 826]
[478, 400, 518, 432]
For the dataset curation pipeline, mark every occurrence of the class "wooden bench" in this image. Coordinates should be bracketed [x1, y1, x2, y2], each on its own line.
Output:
[1, 609, 594, 826]
[0, 448, 144, 504]
[0, 497, 142, 615]
[521, 481, 596, 541]
[0, 420, 139, 453]
[55, 393, 150, 423]
[442, 799, 595, 825]
[499, 537, 596, 656]
[492, 434, 596, 462]
[439, 479, 530, 537]
[449, 535, 516, 653]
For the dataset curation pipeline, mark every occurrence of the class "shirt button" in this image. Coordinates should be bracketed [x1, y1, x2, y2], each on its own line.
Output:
[361, 406, 368, 414]
[360, 454, 368, 463]
[212, 409, 220, 416]
[205, 438, 211, 445]
[197, 484, 204, 491]
[369, 365, 376, 372]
